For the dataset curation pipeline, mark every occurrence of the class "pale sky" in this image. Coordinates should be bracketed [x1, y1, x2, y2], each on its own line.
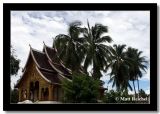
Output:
[11, 11, 150, 94]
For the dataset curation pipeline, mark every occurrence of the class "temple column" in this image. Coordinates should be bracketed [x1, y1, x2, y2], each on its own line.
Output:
[27, 88, 30, 100]
[39, 87, 41, 101]
[49, 84, 54, 101]
[18, 88, 21, 102]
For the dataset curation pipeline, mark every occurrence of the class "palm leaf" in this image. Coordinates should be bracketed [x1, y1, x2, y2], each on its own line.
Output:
[96, 36, 112, 43]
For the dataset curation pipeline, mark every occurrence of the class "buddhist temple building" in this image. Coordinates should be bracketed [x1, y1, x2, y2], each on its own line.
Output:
[15, 43, 72, 102]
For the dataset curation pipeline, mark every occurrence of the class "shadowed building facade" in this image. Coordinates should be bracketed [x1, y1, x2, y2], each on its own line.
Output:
[15, 44, 72, 102]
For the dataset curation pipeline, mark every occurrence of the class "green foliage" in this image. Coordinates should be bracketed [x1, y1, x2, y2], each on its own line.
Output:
[62, 73, 100, 103]
[103, 90, 118, 103]
[139, 89, 147, 98]
[10, 89, 19, 103]
[10, 55, 20, 75]
[10, 46, 20, 76]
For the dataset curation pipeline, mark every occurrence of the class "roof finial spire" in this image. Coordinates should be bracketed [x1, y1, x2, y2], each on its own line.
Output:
[43, 41, 45, 45]
[29, 44, 32, 48]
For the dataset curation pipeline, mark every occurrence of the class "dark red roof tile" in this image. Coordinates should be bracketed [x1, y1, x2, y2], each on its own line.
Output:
[31, 49, 54, 71]
[39, 69, 61, 84]
[53, 63, 70, 75]
[45, 46, 61, 64]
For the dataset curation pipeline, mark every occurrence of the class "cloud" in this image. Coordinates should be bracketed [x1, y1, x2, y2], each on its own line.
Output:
[145, 89, 150, 95]
[11, 11, 150, 90]
[128, 90, 135, 95]
[11, 11, 68, 65]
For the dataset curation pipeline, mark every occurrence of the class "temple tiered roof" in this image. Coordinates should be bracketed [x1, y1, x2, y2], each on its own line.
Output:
[15, 43, 72, 88]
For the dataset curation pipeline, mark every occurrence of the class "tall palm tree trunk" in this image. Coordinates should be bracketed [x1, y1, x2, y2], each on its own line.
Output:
[132, 80, 137, 97]
[137, 79, 140, 98]
[93, 61, 98, 80]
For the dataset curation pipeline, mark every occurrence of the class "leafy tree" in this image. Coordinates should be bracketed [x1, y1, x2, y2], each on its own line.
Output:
[53, 21, 86, 71]
[10, 88, 19, 103]
[10, 46, 20, 103]
[10, 46, 20, 76]
[103, 90, 118, 103]
[83, 21, 112, 79]
[62, 73, 100, 103]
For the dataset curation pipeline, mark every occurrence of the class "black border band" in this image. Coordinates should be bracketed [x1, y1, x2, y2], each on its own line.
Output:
[3, 3, 157, 111]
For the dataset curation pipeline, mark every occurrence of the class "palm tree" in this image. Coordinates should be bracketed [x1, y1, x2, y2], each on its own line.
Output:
[133, 50, 148, 95]
[108, 44, 132, 91]
[83, 21, 112, 79]
[53, 21, 86, 71]
[125, 47, 148, 96]
[125, 47, 138, 96]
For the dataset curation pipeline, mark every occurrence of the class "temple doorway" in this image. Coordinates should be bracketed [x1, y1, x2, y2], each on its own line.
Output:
[41, 87, 49, 101]
[29, 81, 39, 102]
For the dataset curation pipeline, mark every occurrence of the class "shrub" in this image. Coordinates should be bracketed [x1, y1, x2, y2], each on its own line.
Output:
[62, 73, 100, 103]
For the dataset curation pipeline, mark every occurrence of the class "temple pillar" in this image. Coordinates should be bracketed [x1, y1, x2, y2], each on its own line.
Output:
[39, 87, 41, 101]
[27, 88, 30, 100]
[49, 84, 54, 101]
[18, 88, 21, 102]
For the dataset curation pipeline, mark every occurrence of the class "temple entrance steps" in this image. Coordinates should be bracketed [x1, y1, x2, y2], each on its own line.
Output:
[17, 100, 61, 104]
